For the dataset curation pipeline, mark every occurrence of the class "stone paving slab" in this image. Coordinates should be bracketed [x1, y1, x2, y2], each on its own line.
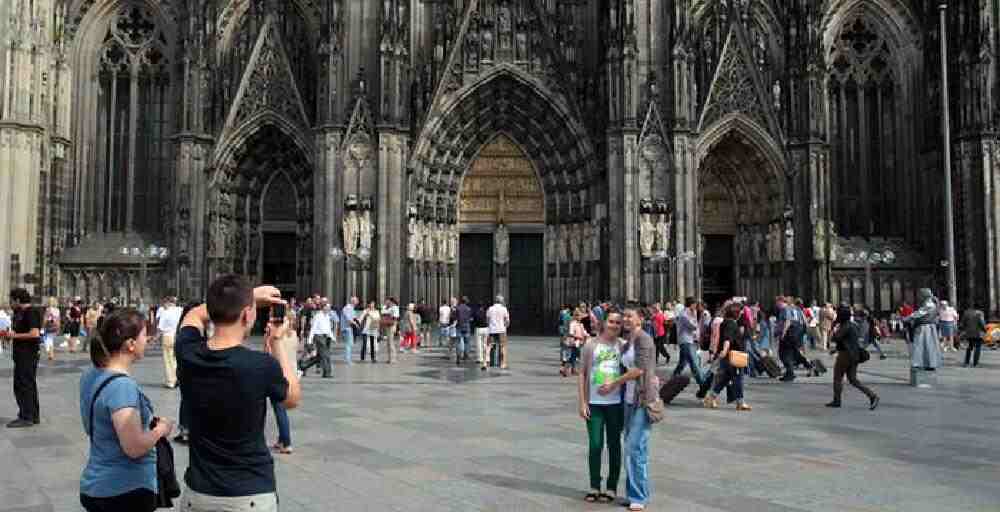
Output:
[0, 337, 998, 511]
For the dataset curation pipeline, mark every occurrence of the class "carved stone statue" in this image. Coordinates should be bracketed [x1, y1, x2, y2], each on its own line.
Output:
[784, 218, 795, 262]
[343, 211, 360, 255]
[423, 224, 436, 261]
[359, 210, 374, 251]
[558, 225, 569, 263]
[494, 224, 510, 264]
[812, 219, 826, 261]
[546, 225, 557, 263]
[435, 223, 448, 262]
[448, 225, 458, 263]
[590, 219, 601, 261]
[765, 223, 776, 262]
[655, 212, 672, 254]
[407, 217, 420, 260]
[827, 220, 839, 262]
[569, 224, 581, 262]
[754, 226, 765, 263]
[639, 213, 656, 257]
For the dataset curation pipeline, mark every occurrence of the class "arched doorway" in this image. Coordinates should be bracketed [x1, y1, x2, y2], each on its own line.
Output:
[208, 124, 314, 299]
[458, 134, 545, 333]
[697, 119, 784, 308]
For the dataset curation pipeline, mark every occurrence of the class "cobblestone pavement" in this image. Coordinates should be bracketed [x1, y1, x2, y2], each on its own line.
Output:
[0, 336, 998, 511]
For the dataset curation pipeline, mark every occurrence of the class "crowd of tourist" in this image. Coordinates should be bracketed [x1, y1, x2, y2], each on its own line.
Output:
[0, 278, 996, 511]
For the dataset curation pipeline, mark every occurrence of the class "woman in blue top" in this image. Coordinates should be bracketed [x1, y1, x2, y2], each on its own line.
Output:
[79, 308, 173, 512]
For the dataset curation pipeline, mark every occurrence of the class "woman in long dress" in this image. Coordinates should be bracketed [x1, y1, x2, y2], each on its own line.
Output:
[905, 288, 943, 371]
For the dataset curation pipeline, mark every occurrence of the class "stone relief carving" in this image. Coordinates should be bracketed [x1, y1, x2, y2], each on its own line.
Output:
[448, 225, 459, 263]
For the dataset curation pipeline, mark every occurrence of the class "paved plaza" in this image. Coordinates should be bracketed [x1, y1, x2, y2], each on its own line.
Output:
[0, 337, 998, 512]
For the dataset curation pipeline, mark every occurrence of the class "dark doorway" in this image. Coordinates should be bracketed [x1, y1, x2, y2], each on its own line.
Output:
[262, 232, 297, 295]
[508, 234, 544, 334]
[460, 234, 494, 307]
[702, 235, 735, 310]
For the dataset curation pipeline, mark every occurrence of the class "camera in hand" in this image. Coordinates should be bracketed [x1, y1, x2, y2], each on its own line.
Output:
[270, 303, 286, 323]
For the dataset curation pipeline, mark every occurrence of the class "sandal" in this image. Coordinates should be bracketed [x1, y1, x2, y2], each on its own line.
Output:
[584, 493, 599, 503]
[597, 493, 614, 503]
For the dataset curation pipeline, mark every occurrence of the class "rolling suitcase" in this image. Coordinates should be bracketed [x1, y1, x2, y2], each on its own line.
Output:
[760, 354, 782, 378]
[659, 375, 691, 404]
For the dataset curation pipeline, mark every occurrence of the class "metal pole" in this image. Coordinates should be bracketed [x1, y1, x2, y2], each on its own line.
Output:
[939, 3, 958, 307]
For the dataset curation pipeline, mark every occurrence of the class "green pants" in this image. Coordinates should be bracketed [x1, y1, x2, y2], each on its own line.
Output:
[586, 402, 624, 492]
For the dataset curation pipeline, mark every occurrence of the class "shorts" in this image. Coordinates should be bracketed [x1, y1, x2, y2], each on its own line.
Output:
[489, 333, 507, 346]
[939, 321, 956, 337]
[179, 486, 277, 512]
[66, 321, 81, 337]
[441, 325, 456, 338]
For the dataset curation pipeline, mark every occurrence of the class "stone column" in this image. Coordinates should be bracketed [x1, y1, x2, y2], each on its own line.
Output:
[173, 135, 213, 299]
[671, 132, 697, 300]
[377, 132, 406, 301]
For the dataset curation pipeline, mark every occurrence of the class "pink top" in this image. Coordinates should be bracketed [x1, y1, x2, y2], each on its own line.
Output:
[939, 307, 958, 322]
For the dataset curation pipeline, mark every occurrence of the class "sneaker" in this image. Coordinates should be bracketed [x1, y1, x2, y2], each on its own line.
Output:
[869, 396, 880, 411]
[879, 355, 887, 360]
[6, 419, 34, 429]
[825, 401, 841, 408]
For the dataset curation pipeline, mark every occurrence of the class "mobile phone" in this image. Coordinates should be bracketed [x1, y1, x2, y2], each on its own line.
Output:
[270, 303, 286, 322]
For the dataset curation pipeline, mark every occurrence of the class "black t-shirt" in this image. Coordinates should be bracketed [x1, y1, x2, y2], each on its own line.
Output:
[12, 306, 42, 344]
[721, 319, 744, 352]
[175, 326, 289, 497]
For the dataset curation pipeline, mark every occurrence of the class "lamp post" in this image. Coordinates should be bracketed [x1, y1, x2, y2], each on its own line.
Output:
[121, 244, 168, 305]
[939, 1, 958, 307]
[842, 248, 895, 308]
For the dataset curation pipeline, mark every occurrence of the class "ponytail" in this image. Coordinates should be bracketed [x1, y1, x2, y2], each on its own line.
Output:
[90, 308, 146, 367]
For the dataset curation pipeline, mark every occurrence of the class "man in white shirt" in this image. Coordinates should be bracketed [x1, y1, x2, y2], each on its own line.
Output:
[381, 298, 400, 364]
[304, 302, 335, 378]
[438, 300, 452, 348]
[486, 295, 511, 369]
[157, 297, 184, 388]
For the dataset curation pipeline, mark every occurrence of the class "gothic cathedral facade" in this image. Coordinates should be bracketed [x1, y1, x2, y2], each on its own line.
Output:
[3, 0, 1000, 326]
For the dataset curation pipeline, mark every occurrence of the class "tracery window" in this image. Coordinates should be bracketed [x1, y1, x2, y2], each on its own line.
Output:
[828, 17, 900, 237]
[94, 4, 172, 233]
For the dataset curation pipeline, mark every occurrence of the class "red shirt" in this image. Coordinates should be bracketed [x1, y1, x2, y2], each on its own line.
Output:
[900, 304, 914, 317]
[652, 312, 666, 337]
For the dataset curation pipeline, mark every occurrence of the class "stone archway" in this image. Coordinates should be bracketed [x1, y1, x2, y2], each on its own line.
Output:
[207, 124, 314, 297]
[406, 69, 596, 330]
[696, 115, 785, 307]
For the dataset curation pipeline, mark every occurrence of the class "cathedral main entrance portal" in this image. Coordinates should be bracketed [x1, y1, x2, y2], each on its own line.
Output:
[458, 134, 546, 334]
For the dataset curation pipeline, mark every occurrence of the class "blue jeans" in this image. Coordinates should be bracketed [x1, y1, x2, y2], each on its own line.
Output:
[455, 329, 470, 358]
[711, 359, 744, 402]
[342, 329, 354, 363]
[271, 399, 291, 447]
[624, 403, 651, 506]
[672, 343, 705, 386]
